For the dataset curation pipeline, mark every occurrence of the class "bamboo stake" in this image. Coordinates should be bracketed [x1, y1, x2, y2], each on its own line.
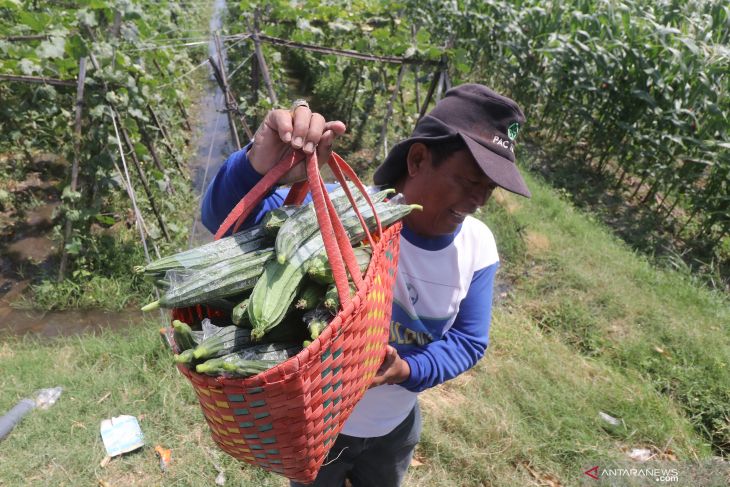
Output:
[136, 118, 175, 195]
[434, 70, 445, 102]
[3, 34, 51, 41]
[117, 116, 171, 242]
[417, 65, 442, 123]
[411, 25, 421, 114]
[211, 33, 242, 150]
[662, 195, 682, 221]
[152, 58, 192, 132]
[212, 56, 254, 142]
[674, 205, 702, 238]
[177, 100, 192, 132]
[83, 26, 163, 255]
[58, 57, 87, 281]
[350, 76, 378, 151]
[251, 12, 278, 105]
[236, 33, 440, 65]
[146, 104, 186, 176]
[236, 106, 255, 141]
[413, 65, 421, 115]
[250, 7, 261, 113]
[110, 10, 122, 38]
[442, 69, 452, 91]
[346, 64, 364, 128]
[109, 112, 159, 262]
[0, 74, 76, 87]
[372, 64, 406, 165]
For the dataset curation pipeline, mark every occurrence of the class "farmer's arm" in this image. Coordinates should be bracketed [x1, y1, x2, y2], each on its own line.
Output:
[201, 144, 289, 233]
[398, 262, 499, 392]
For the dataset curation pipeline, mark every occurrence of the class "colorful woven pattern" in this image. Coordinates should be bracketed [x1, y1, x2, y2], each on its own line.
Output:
[173, 222, 400, 483]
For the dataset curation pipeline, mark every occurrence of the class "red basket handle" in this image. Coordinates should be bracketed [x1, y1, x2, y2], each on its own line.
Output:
[283, 180, 309, 206]
[214, 150, 382, 309]
[215, 151, 302, 240]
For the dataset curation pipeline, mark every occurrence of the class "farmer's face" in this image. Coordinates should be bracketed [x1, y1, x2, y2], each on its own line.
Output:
[399, 144, 496, 236]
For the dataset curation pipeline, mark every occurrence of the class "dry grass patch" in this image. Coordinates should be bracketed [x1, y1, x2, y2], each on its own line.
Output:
[53, 345, 77, 371]
[525, 231, 551, 254]
[0, 342, 13, 360]
[420, 369, 476, 413]
[492, 189, 523, 214]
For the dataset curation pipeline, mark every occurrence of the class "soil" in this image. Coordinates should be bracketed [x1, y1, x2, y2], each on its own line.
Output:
[0, 152, 144, 338]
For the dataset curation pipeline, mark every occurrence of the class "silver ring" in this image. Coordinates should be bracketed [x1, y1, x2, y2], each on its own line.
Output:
[290, 99, 310, 114]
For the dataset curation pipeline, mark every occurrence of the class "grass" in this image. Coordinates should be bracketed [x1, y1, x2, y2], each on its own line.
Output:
[0, 325, 287, 487]
[1, 150, 729, 486]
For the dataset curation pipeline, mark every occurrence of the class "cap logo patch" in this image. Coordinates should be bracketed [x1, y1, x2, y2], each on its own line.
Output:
[508, 122, 520, 141]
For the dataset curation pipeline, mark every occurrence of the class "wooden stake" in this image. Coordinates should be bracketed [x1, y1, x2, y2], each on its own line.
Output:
[58, 56, 87, 281]
[0, 73, 76, 87]
[117, 115, 171, 242]
[417, 65, 442, 123]
[152, 58, 192, 133]
[251, 11, 278, 105]
[136, 119, 175, 195]
[372, 64, 406, 165]
[146, 104, 186, 176]
[210, 34, 242, 151]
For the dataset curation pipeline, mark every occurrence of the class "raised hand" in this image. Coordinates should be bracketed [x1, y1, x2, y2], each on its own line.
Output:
[247, 104, 347, 184]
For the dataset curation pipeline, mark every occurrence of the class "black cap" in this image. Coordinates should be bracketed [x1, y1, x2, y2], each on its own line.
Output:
[373, 83, 531, 198]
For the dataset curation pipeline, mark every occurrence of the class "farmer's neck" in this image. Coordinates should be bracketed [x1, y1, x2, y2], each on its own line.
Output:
[394, 180, 457, 238]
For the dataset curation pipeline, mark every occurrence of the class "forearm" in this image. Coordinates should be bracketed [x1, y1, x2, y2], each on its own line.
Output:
[201, 143, 285, 235]
[398, 263, 498, 392]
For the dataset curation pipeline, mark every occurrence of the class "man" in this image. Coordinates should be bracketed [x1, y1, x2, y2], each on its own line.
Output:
[201, 84, 531, 486]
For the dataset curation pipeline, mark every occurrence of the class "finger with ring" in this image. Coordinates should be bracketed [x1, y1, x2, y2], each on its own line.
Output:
[290, 99, 310, 115]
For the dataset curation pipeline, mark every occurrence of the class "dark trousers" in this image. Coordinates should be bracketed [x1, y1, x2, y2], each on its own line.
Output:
[291, 403, 422, 487]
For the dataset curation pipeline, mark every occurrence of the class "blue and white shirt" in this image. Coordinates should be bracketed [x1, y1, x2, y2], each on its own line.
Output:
[202, 144, 498, 438]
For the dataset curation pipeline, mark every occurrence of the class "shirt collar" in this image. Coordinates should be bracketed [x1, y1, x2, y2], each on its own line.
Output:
[401, 222, 461, 250]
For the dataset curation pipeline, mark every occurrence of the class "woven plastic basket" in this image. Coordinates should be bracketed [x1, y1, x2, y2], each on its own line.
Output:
[171, 150, 401, 483]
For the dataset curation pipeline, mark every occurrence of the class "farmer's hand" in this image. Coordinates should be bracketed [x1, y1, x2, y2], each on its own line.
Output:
[370, 346, 410, 388]
[247, 105, 346, 184]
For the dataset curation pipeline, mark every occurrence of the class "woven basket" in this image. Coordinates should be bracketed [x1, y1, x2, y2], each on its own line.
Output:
[171, 150, 401, 483]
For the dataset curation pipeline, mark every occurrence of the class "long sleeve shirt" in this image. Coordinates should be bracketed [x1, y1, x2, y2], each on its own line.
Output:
[202, 144, 498, 437]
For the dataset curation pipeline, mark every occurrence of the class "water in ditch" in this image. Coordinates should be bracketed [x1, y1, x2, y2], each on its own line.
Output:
[187, 0, 239, 248]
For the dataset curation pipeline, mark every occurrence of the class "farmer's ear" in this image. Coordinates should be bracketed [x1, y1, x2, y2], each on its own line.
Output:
[406, 143, 430, 177]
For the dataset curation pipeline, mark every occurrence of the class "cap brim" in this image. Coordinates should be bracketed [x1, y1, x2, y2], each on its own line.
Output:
[460, 133, 531, 198]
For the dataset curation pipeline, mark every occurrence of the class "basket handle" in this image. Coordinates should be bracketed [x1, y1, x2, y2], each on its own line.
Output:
[283, 180, 309, 206]
[213, 150, 381, 309]
[304, 150, 382, 308]
[214, 150, 302, 240]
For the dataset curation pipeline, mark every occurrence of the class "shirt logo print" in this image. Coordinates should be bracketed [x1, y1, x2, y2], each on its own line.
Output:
[406, 282, 418, 305]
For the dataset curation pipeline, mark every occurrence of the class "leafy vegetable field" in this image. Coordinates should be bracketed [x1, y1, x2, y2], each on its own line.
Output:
[1, 0, 209, 308]
[222, 0, 729, 289]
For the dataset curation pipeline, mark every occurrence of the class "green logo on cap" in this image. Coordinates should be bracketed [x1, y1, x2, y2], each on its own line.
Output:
[508, 122, 520, 141]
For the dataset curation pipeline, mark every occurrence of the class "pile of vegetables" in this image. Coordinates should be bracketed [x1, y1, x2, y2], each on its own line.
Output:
[140, 186, 419, 378]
